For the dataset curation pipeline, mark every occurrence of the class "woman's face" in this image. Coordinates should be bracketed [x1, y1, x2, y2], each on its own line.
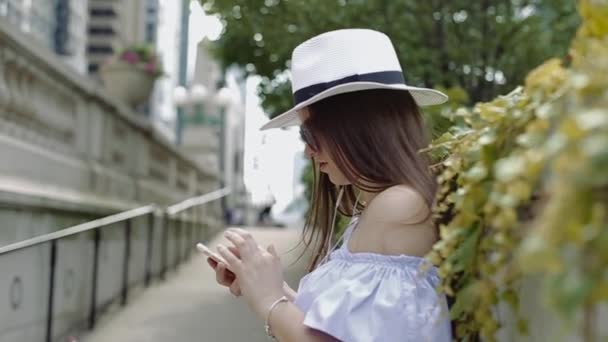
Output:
[298, 109, 350, 185]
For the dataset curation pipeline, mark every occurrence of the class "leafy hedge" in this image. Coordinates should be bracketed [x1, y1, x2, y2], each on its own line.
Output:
[427, 1, 608, 340]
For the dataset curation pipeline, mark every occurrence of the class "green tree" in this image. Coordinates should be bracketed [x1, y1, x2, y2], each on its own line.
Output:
[201, 0, 579, 118]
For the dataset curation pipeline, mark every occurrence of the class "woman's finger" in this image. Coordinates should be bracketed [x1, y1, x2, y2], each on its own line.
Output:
[224, 231, 252, 256]
[216, 263, 235, 286]
[228, 228, 256, 243]
[207, 257, 218, 269]
[210, 258, 236, 285]
[228, 228, 266, 253]
[228, 245, 241, 258]
[217, 244, 241, 271]
[228, 228, 258, 247]
[216, 262, 227, 285]
[229, 281, 242, 297]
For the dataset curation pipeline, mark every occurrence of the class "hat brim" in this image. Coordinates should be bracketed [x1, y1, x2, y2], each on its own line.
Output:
[259, 82, 448, 131]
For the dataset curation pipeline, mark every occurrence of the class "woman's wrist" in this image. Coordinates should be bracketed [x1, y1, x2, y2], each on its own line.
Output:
[264, 295, 290, 339]
[254, 290, 286, 319]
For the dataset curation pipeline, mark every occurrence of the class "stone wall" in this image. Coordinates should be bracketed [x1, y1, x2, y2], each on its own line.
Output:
[0, 19, 220, 246]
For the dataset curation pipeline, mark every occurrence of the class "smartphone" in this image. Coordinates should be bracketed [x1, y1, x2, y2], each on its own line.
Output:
[196, 242, 229, 267]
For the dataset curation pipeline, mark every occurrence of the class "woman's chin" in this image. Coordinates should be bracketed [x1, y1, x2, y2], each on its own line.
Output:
[327, 173, 350, 186]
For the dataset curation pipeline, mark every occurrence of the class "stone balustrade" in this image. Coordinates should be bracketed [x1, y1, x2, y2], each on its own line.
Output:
[0, 19, 220, 245]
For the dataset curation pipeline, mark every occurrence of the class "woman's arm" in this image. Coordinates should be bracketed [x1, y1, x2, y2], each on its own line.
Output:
[265, 300, 339, 342]
[217, 228, 338, 342]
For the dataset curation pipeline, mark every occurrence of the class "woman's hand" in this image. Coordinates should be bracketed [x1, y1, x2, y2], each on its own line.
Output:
[207, 245, 242, 297]
[217, 228, 286, 319]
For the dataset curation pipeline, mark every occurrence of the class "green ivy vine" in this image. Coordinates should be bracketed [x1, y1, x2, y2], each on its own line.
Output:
[427, 1, 608, 340]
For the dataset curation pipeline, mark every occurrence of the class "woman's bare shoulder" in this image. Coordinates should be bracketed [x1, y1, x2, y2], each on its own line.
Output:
[352, 185, 436, 256]
[365, 185, 430, 225]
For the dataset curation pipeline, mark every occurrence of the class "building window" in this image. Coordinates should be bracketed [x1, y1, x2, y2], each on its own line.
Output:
[90, 8, 117, 17]
[89, 27, 115, 35]
[54, 0, 70, 55]
[145, 22, 156, 43]
[87, 45, 114, 54]
[88, 63, 99, 73]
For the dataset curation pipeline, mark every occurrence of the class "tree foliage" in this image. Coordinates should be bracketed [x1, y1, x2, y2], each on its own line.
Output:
[428, 1, 608, 340]
[201, 0, 579, 118]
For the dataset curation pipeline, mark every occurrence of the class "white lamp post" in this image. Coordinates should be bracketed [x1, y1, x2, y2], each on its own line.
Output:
[214, 87, 236, 216]
[190, 84, 208, 102]
[215, 87, 234, 107]
[173, 86, 189, 106]
[190, 84, 208, 125]
[173, 84, 238, 203]
[173, 86, 190, 145]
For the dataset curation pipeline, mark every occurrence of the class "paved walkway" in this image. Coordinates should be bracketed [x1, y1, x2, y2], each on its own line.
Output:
[81, 226, 308, 342]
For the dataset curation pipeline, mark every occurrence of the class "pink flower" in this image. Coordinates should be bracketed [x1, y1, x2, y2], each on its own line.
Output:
[120, 51, 139, 64]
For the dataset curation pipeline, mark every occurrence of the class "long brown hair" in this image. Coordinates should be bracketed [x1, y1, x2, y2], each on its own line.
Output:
[301, 89, 437, 271]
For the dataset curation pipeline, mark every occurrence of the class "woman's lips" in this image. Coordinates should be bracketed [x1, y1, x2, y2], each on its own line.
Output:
[319, 162, 328, 170]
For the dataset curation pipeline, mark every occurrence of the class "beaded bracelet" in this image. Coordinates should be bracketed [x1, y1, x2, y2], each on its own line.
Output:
[264, 295, 289, 340]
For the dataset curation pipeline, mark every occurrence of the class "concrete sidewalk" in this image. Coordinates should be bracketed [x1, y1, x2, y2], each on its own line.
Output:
[81, 227, 308, 342]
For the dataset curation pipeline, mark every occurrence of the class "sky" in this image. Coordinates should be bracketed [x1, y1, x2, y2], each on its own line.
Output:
[187, 2, 306, 214]
[242, 76, 306, 213]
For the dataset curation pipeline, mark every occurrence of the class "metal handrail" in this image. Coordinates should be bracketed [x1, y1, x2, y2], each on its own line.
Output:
[167, 187, 231, 216]
[0, 187, 229, 342]
[0, 204, 158, 256]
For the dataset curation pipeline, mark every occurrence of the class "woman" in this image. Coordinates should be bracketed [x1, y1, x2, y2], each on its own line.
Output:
[207, 29, 452, 341]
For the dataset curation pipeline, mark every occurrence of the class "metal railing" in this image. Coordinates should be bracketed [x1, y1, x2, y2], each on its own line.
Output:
[0, 188, 230, 342]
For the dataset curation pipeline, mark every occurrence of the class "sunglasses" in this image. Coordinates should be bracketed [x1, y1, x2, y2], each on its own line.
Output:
[299, 124, 320, 152]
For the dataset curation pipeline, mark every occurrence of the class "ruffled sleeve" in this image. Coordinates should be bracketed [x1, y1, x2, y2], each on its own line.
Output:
[295, 259, 451, 342]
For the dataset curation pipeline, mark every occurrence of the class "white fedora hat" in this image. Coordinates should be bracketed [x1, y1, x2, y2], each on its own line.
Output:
[260, 28, 448, 131]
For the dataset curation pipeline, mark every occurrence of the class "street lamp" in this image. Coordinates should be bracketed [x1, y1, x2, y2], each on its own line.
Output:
[173, 84, 209, 144]
[215, 87, 233, 107]
[214, 87, 233, 178]
[173, 86, 189, 145]
[214, 87, 235, 220]
[173, 84, 237, 215]
[190, 84, 208, 101]
[190, 84, 208, 125]
[173, 86, 189, 106]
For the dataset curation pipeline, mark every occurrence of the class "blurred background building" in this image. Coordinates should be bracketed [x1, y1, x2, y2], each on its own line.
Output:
[0, 0, 299, 227]
[87, 0, 161, 74]
[0, 0, 88, 72]
[0, 0, 251, 240]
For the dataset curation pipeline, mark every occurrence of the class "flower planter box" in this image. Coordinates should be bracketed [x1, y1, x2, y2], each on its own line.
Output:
[99, 61, 156, 108]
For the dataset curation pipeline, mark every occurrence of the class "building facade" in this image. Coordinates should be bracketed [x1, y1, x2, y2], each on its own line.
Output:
[0, 0, 88, 73]
[87, 0, 185, 142]
[87, 0, 160, 74]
